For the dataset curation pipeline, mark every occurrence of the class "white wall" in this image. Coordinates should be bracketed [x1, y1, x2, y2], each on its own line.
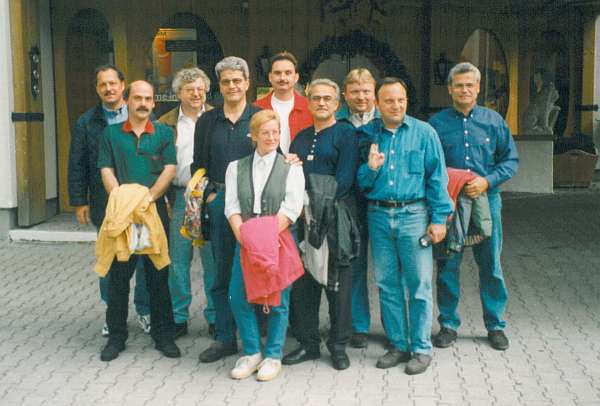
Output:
[40, 0, 57, 200]
[0, 1, 17, 208]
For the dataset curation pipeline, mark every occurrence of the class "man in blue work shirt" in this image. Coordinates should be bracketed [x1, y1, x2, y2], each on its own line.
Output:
[429, 62, 518, 351]
[357, 77, 453, 375]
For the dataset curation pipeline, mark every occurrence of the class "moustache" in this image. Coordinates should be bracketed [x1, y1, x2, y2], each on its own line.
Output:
[136, 107, 150, 112]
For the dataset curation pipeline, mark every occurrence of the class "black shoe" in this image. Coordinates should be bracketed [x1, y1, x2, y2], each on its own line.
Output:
[349, 333, 368, 349]
[488, 330, 509, 351]
[155, 340, 181, 358]
[199, 341, 238, 363]
[433, 327, 457, 348]
[208, 323, 215, 338]
[100, 341, 125, 362]
[282, 346, 320, 365]
[376, 348, 411, 369]
[405, 353, 432, 375]
[331, 351, 350, 370]
[174, 322, 188, 340]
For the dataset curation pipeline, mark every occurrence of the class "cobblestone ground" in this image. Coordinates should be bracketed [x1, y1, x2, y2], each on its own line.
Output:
[0, 191, 599, 406]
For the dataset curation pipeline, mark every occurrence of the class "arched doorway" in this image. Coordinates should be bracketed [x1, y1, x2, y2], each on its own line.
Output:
[65, 9, 113, 131]
[148, 13, 224, 117]
[301, 30, 415, 113]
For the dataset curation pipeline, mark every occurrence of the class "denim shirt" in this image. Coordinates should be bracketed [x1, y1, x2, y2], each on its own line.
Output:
[356, 116, 453, 224]
[429, 105, 519, 192]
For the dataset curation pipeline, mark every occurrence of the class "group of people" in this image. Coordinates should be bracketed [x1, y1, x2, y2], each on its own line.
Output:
[68, 50, 518, 381]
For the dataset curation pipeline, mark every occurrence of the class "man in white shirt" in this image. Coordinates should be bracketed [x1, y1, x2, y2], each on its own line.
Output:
[158, 67, 216, 339]
[254, 51, 313, 154]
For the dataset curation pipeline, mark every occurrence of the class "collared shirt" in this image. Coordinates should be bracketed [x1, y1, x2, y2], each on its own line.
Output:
[290, 121, 359, 199]
[97, 119, 177, 187]
[102, 104, 128, 125]
[174, 106, 203, 186]
[356, 116, 453, 224]
[192, 104, 261, 183]
[429, 105, 519, 191]
[349, 108, 376, 128]
[224, 150, 305, 222]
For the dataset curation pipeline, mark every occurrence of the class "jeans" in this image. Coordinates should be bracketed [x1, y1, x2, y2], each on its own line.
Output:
[229, 245, 291, 359]
[168, 186, 216, 325]
[368, 201, 433, 355]
[351, 227, 370, 333]
[436, 191, 507, 332]
[100, 252, 150, 317]
[207, 189, 237, 344]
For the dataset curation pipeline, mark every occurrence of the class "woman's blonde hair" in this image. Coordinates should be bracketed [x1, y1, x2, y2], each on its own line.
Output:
[249, 109, 281, 141]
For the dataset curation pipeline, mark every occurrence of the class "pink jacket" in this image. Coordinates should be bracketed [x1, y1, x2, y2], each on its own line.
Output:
[239, 216, 304, 306]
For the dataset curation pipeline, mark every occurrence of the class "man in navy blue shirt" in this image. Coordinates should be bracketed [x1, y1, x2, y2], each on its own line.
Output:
[357, 77, 452, 375]
[282, 79, 359, 371]
[429, 62, 518, 351]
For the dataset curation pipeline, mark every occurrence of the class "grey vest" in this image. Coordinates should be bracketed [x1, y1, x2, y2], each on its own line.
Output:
[237, 153, 290, 220]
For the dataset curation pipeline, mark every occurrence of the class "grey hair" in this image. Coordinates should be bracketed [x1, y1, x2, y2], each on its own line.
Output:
[306, 78, 341, 101]
[215, 56, 249, 80]
[172, 67, 211, 94]
[447, 62, 481, 85]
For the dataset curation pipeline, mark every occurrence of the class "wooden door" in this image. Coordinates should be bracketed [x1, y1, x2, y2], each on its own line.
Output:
[10, 0, 46, 226]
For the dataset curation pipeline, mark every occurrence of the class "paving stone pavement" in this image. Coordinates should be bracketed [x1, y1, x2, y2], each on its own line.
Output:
[1, 191, 599, 406]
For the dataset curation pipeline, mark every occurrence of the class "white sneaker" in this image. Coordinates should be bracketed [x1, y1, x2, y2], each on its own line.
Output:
[256, 358, 282, 381]
[137, 314, 151, 334]
[230, 353, 263, 380]
[101, 323, 109, 337]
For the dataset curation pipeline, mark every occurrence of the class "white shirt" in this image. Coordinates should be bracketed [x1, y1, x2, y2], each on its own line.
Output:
[271, 95, 294, 154]
[224, 150, 305, 222]
[174, 107, 203, 187]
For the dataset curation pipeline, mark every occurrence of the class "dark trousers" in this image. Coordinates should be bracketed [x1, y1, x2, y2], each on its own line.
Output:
[292, 262, 353, 354]
[105, 198, 175, 345]
[206, 190, 237, 344]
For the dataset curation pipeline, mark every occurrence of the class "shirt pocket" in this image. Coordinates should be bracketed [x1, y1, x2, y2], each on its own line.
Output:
[407, 150, 424, 175]
[140, 151, 165, 174]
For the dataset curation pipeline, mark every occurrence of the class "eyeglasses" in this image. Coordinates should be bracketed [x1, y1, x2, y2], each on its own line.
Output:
[219, 78, 245, 86]
[182, 87, 206, 95]
[309, 95, 335, 103]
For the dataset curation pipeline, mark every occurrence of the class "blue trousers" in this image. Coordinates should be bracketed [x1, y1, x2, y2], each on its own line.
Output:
[368, 202, 433, 355]
[206, 189, 237, 344]
[100, 257, 149, 316]
[229, 245, 291, 359]
[168, 186, 216, 325]
[436, 192, 508, 332]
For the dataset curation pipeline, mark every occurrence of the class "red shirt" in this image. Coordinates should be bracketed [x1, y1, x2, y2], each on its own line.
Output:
[254, 90, 313, 141]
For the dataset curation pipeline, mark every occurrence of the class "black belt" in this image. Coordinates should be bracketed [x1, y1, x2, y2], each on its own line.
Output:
[213, 182, 225, 190]
[370, 198, 424, 208]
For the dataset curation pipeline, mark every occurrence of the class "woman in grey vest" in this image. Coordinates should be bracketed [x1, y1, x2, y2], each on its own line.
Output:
[224, 110, 305, 381]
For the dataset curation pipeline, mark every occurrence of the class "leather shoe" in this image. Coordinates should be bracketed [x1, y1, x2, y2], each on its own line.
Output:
[349, 333, 368, 349]
[282, 346, 320, 365]
[433, 327, 457, 348]
[100, 341, 125, 362]
[376, 348, 410, 369]
[155, 340, 181, 358]
[199, 341, 238, 363]
[174, 322, 188, 340]
[330, 351, 350, 370]
[405, 353, 432, 375]
[488, 330, 509, 350]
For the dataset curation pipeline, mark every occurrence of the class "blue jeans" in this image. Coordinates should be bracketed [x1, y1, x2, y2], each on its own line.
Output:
[368, 201, 433, 355]
[100, 257, 150, 316]
[229, 245, 291, 359]
[351, 228, 370, 333]
[168, 186, 216, 324]
[207, 189, 237, 343]
[436, 191, 507, 332]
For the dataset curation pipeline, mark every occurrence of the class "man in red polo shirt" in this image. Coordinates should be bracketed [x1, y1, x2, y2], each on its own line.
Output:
[254, 51, 312, 153]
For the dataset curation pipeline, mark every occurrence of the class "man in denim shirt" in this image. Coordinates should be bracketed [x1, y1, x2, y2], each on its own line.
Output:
[357, 77, 452, 375]
[429, 62, 518, 351]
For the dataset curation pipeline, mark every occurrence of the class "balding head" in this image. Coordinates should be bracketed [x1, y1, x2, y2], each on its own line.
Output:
[127, 80, 155, 122]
